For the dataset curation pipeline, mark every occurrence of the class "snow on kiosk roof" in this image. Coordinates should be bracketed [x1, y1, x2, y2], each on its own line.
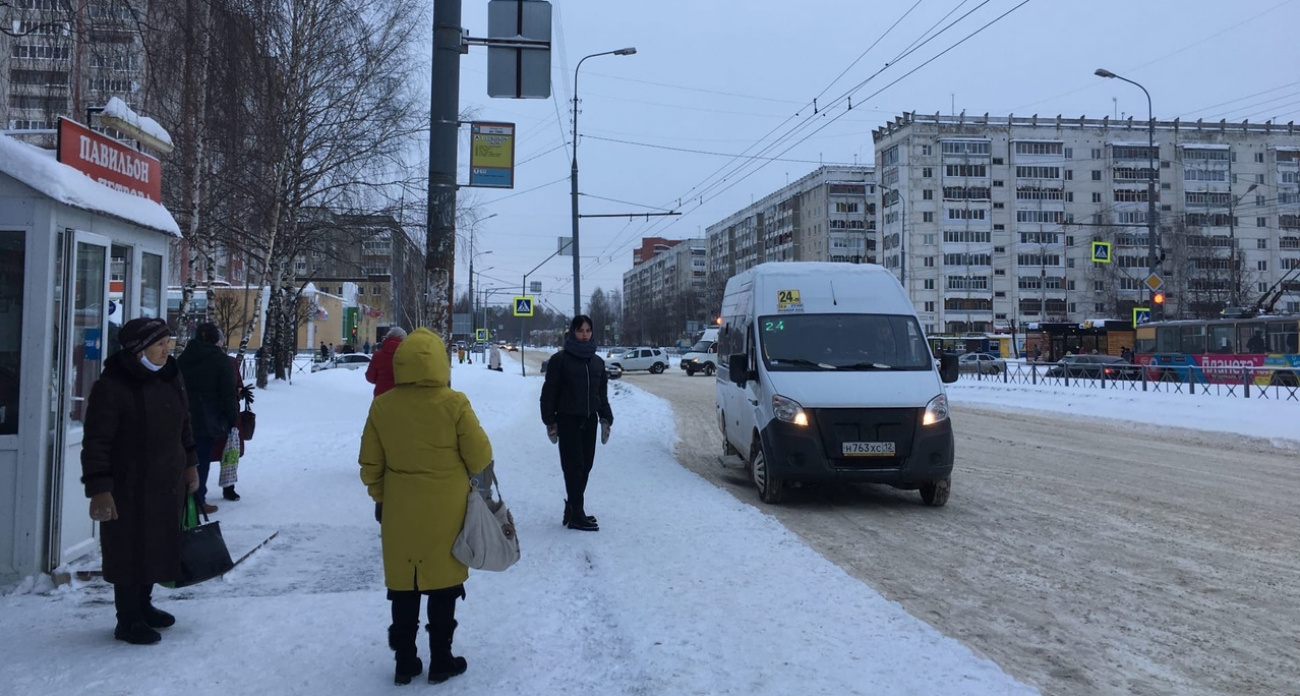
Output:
[0, 132, 180, 236]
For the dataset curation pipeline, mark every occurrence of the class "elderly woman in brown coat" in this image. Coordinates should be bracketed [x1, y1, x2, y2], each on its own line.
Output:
[81, 317, 199, 645]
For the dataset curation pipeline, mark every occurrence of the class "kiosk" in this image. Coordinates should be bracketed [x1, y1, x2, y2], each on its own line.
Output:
[0, 125, 178, 585]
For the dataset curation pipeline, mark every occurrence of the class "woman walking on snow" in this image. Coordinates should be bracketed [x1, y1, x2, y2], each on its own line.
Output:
[359, 328, 493, 685]
[540, 314, 614, 532]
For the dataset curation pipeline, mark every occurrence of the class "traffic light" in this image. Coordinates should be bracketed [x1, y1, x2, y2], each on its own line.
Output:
[1152, 292, 1165, 320]
[1153, 292, 1165, 305]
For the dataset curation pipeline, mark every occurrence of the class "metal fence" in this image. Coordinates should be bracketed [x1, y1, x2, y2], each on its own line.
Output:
[959, 362, 1300, 401]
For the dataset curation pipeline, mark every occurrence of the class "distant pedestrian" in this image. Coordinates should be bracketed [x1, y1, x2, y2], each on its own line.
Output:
[359, 328, 493, 685]
[177, 323, 239, 515]
[329, 343, 336, 359]
[1120, 347, 1134, 362]
[366, 327, 406, 397]
[319, 341, 329, 362]
[363, 340, 372, 355]
[81, 317, 199, 645]
[488, 343, 502, 371]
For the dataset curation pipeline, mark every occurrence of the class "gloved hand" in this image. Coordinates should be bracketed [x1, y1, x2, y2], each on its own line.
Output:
[600, 419, 611, 445]
[547, 424, 558, 444]
[374, 502, 383, 523]
[89, 492, 118, 522]
[184, 466, 199, 494]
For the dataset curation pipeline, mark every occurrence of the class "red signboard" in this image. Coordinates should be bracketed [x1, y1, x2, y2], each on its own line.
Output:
[56, 117, 162, 203]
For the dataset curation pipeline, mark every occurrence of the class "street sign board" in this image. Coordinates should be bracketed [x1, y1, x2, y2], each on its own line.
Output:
[1133, 307, 1151, 327]
[557, 236, 573, 255]
[529, 281, 542, 293]
[452, 312, 471, 335]
[468, 122, 515, 188]
[1145, 274, 1164, 292]
[513, 296, 534, 317]
[1091, 241, 1112, 263]
[487, 0, 552, 99]
[475, 328, 489, 341]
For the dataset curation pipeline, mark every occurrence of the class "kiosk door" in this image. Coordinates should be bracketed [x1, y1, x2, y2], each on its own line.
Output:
[49, 231, 111, 567]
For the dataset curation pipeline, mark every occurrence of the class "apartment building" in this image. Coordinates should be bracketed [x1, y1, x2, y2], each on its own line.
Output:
[621, 237, 709, 345]
[1, 0, 147, 135]
[872, 112, 1300, 333]
[291, 210, 427, 339]
[705, 165, 877, 285]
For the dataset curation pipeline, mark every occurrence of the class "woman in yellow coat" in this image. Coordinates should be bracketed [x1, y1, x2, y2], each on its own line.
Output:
[359, 328, 492, 685]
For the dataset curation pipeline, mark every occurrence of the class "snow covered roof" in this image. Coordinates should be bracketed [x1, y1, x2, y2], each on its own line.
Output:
[0, 132, 180, 236]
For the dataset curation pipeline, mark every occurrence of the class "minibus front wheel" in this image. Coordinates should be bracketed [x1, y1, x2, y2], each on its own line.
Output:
[919, 477, 951, 507]
[750, 436, 786, 504]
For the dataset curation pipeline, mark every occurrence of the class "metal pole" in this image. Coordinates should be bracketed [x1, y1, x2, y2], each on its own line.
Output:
[427, 0, 462, 346]
[570, 48, 636, 319]
[468, 231, 474, 338]
[1095, 69, 1157, 315]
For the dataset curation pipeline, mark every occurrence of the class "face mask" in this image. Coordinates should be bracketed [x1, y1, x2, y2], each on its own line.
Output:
[139, 354, 164, 372]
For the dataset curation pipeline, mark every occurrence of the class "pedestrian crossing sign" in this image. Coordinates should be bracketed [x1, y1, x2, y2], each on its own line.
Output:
[475, 328, 488, 341]
[513, 296, 534, 317]
[1133, 307, 1151, 327]
[1091, 241, 1112, 263]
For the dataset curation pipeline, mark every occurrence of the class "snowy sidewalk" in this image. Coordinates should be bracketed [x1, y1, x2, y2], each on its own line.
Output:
[1, 354, 1037, 696]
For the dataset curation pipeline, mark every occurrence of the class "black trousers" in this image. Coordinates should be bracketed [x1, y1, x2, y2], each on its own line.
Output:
[113, 583, 152, 624]
[555, 412, 598, 514]
[388, 585, 465, 633]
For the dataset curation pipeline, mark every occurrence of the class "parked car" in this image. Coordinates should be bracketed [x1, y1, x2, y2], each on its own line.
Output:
[958, 352, 1006, 375]
[609, 347, 668, 374]
[311, 353, 371, 372]
[540, 354, 622, 380]
[681, 328, 720, 376]
[1045, 354, 1139, 380]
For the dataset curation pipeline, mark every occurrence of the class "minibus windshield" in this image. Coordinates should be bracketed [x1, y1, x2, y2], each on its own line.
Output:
[757, 313, 932, 371]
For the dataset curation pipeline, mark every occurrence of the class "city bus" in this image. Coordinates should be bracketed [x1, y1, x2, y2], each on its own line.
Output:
[1133, 315, 1300, 386]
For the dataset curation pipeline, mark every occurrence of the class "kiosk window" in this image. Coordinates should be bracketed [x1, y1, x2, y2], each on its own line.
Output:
[0, 232, 24, 435]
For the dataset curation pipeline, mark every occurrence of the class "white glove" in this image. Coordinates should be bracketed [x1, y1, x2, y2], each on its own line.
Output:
[600, 420, 611, 445]
[547, 424, 558, 444]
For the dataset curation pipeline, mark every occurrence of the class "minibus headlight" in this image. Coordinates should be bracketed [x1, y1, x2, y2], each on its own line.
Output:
[922, 394, 950, 426]
[773, 394, 808, 426]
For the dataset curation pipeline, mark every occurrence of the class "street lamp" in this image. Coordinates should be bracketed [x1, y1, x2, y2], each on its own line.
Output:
[1228, 182, 1258, 308]
[466, 211, 497, 337]
[571, 46, 637, 318]
[470, 259, 493, 335]
[1095, 68, 1159, 314]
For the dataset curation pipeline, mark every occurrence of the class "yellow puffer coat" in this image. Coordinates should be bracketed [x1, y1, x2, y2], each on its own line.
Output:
[359, 329, 493, 591]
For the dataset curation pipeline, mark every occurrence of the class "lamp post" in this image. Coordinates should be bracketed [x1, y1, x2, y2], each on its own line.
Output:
[1228, 182, 1258, 308]
[570, 47, 636, 318]
[1095, 68, 1159, 314]
[466, 211, 496, 338]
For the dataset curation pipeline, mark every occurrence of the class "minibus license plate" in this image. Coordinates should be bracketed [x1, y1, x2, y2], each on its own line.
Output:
[842, 442, 895, 457]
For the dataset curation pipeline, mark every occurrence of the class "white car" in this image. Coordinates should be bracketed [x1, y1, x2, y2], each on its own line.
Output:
[312, 353, 371, 372]
[610, 347, 668, 374]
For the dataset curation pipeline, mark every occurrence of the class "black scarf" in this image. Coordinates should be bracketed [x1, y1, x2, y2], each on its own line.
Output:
[564, 334, 597, 360]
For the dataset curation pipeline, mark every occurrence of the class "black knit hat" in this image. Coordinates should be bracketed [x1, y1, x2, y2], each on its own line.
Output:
[118, 317, 171, 355]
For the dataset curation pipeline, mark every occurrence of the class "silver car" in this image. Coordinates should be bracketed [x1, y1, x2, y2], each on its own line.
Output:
[958, 352, 1006, 375]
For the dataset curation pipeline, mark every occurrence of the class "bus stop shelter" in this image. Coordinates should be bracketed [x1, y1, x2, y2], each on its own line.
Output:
[0, 129, 178, 585]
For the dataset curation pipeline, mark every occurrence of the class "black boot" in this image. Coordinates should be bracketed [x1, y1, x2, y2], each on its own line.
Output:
[389, 591, 424, 685]
[562, 500, 598, 527]
[139, 585, 175, 629]
[113, 583, 160, 645]
[222, 486, 240, 501]
[426, 586, 467, 684]
[388, 624, 423, 685]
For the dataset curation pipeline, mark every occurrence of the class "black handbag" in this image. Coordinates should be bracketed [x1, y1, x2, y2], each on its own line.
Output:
[238, 405, 256, 441]
[172, 495, 234, 588]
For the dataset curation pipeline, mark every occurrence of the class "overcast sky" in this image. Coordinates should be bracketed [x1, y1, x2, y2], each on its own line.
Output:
[432, 0, 1300, 319]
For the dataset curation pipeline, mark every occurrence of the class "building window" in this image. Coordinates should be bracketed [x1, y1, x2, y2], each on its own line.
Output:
[924, 257, 934, 267]
[0, 233, 23, 434]
[1255, 152, 1265, 163]
[923, 212, 934, 223]
[922, 167, 933, 178]
[922, 190, 933, 200]
[1091, 170, 1102, 181]
[945, 164, 988, 178]
[1064, 148, 1073, 159]
[1258, 238, 1268, 249]
[1091, 148, 1102, 160]
[1258, 217, 1267, 227]
[1014, 142, 1063, 155]
[1258, 260, 1268, 271]
[921, 145, 932, 156]
[924, 279, 935, 290]
[1015, 166, 1061, 179]
[924, 301, 935, 312]
[992, 180, 1004, 187]
[1092, 192, 1102, 203]
[1064, 170, 1073, 180]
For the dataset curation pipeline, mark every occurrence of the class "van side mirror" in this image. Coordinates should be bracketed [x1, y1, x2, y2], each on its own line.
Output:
[728, 354, 751, 386]
[939, 353, 959, 384]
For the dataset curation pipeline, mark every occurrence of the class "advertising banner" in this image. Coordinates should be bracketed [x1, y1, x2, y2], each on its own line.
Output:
[56, 117, 162, 202]
[469, 122, 515, 188]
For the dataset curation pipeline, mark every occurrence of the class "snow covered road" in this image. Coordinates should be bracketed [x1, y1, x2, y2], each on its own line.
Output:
[627, 368, 1300, 696]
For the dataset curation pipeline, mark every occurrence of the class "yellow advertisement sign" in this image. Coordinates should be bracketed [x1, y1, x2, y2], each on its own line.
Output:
[469, 122, 515, 188]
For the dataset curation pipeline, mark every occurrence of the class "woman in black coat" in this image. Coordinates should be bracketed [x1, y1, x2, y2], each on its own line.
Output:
[539, 315, 614, 531]
[176, 323, 239, 512]
[81, 317, 199, 645]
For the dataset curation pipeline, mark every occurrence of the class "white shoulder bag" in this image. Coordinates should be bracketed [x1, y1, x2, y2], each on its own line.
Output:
[452, 468, 520, 572]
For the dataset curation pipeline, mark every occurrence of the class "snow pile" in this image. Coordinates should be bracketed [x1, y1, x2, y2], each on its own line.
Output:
[102, 96, 175, 151]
